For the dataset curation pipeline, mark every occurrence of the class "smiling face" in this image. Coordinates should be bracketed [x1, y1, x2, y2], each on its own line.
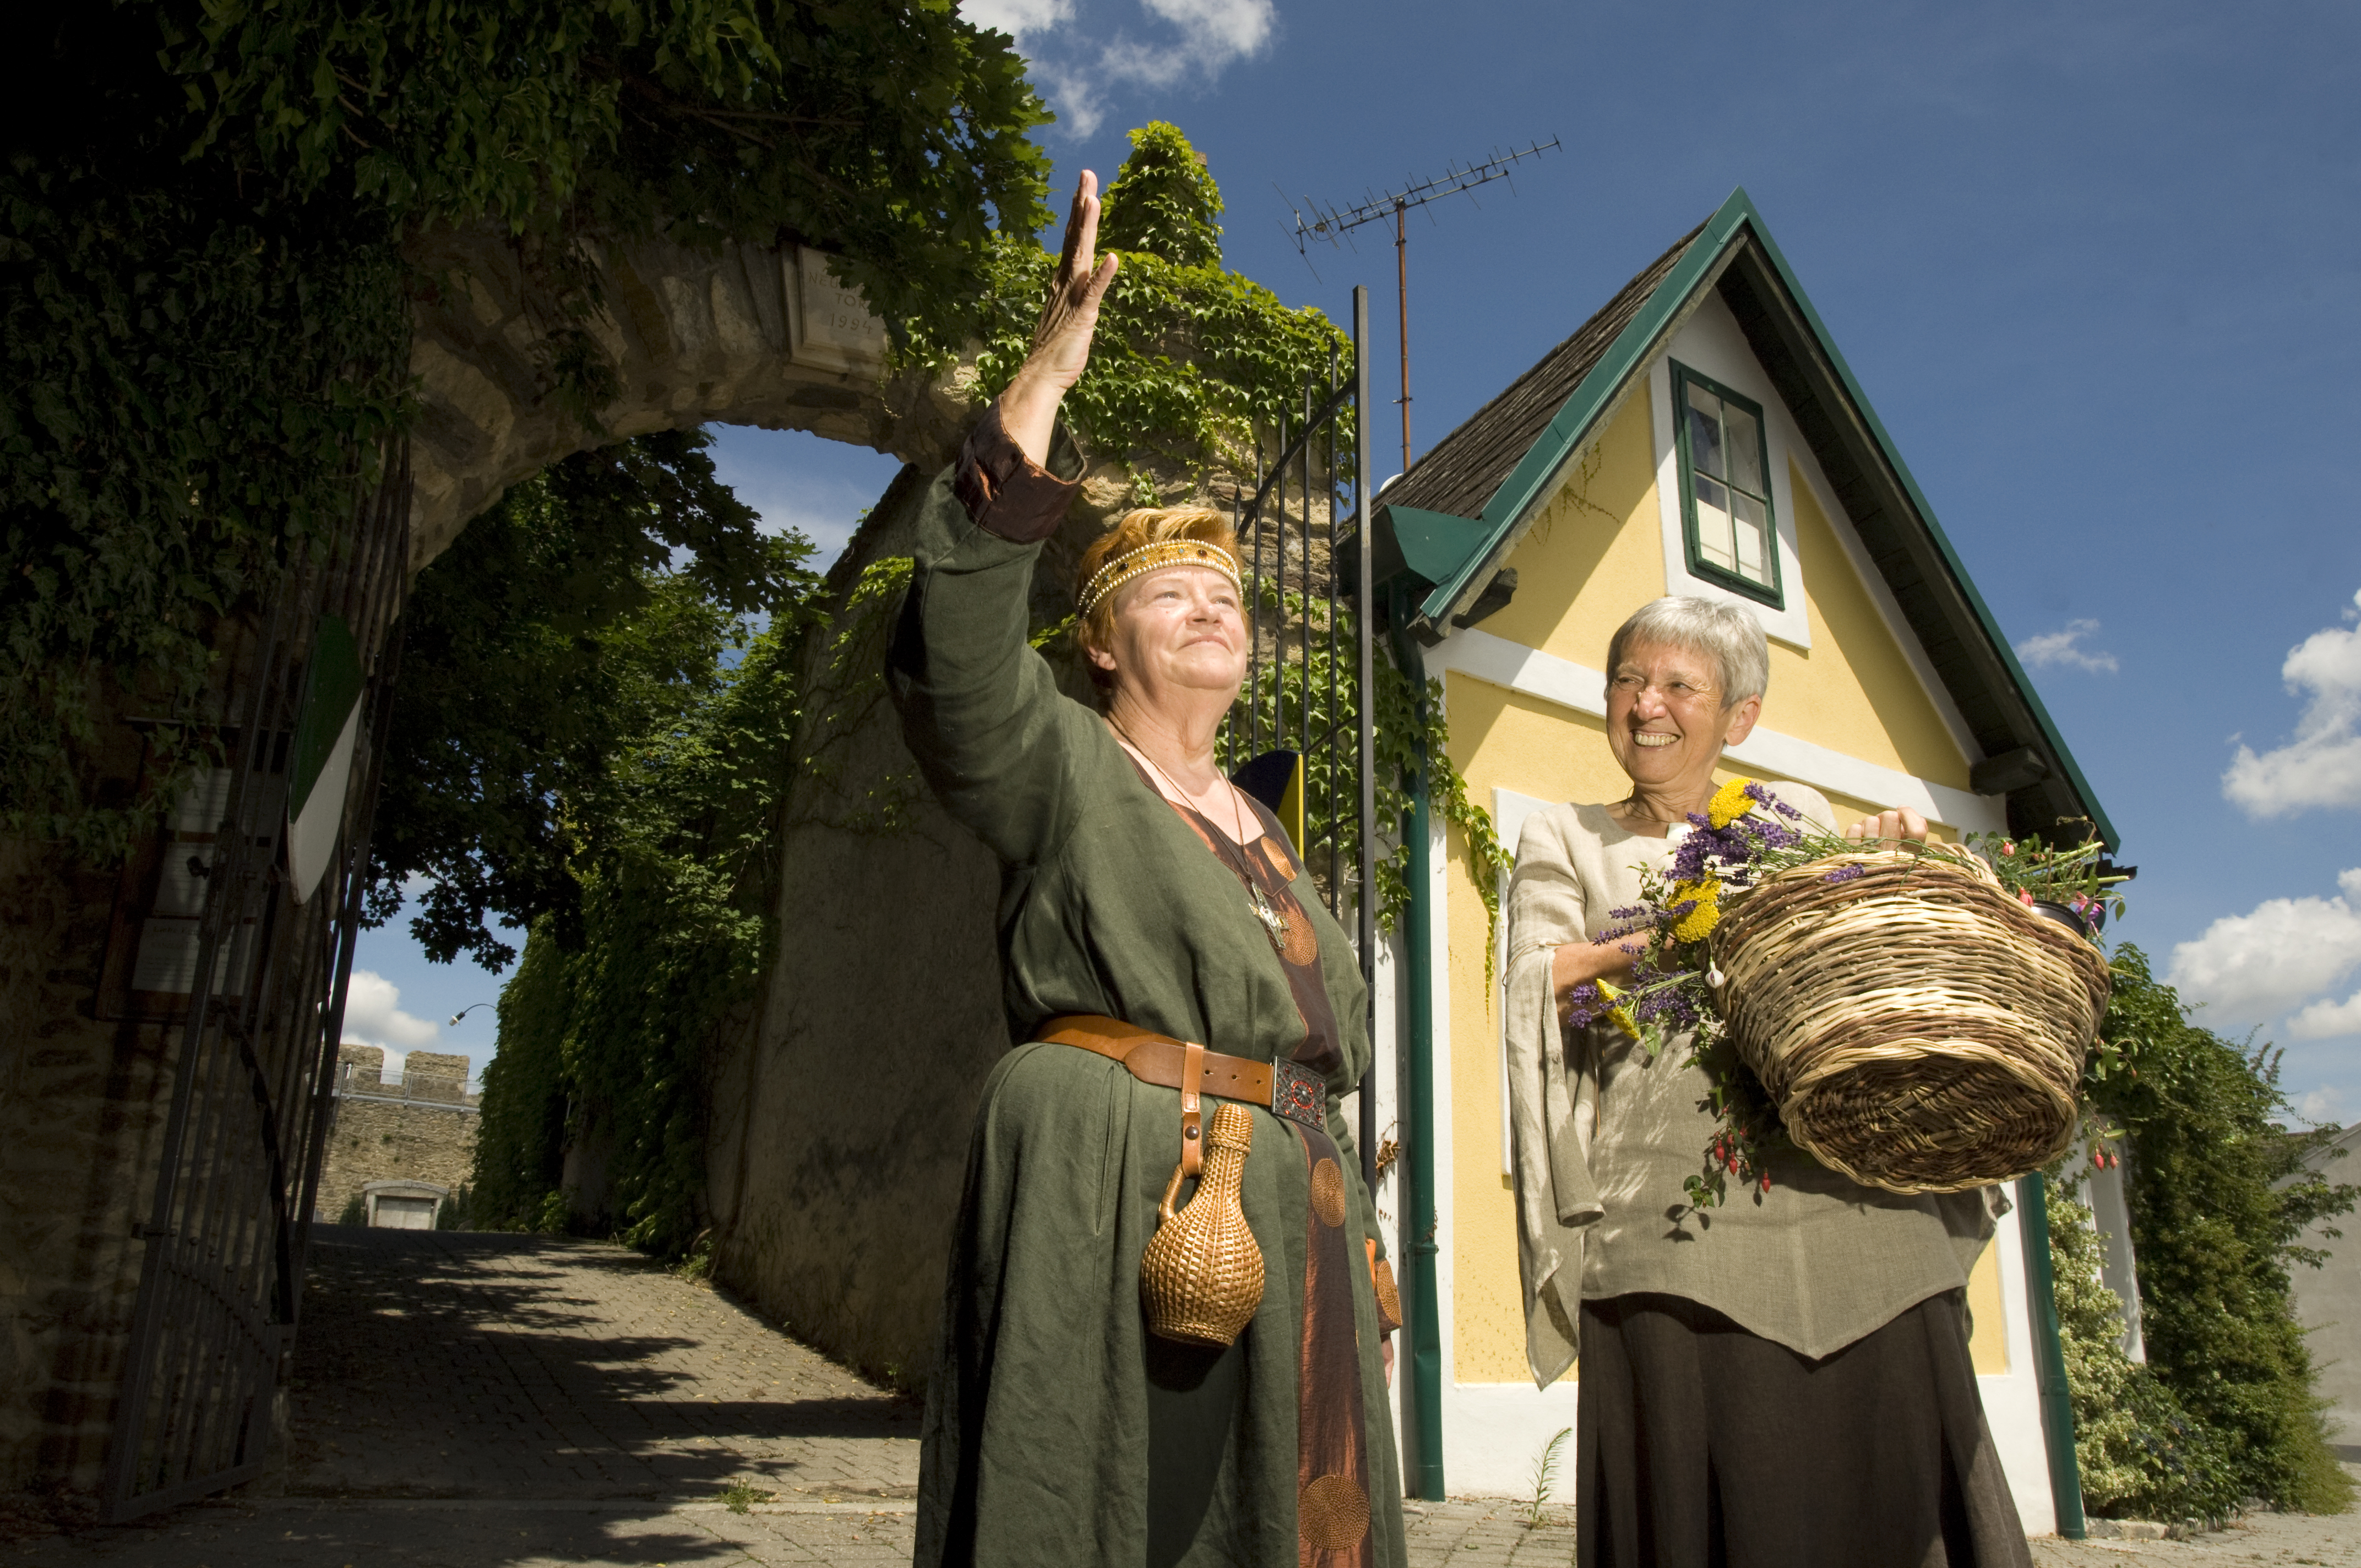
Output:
[1604, 637, 1762, 801]
[1086, 563, 1248, 710]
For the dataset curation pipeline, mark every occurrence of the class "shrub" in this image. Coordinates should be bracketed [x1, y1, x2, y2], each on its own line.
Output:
[2090, 948, 2355, 1513]
[2048, 1182, 2242, 1522]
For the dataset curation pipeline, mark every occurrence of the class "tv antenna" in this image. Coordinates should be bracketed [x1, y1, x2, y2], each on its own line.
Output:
[1288, 136, 1560, 479]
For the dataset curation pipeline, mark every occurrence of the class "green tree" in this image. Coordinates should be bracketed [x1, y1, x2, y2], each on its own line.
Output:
[366, 428, 803, 968]
[465, 590, 814, 1248]
[2088, 947, 2356, 1512]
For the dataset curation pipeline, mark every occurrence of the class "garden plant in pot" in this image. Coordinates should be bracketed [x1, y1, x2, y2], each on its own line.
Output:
[1565, 780, 2128, 1206]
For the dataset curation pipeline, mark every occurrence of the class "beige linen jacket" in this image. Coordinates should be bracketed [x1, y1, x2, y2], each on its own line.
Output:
[1502, 787, 2004, 1387]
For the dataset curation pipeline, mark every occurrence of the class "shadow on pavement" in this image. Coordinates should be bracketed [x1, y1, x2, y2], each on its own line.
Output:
[284, 1228, 920, 1504]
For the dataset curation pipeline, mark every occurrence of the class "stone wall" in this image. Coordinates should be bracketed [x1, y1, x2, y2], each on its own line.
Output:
[313, 1047, 480, 1226]
[2292, 1122, 2361, 1456]
[0, 835, 181, 1493]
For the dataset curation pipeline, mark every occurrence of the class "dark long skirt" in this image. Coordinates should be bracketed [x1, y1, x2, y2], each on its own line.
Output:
[1576, 1291, 2033, 1568]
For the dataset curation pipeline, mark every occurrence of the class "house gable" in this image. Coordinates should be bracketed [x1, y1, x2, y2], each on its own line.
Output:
[1376, 189, 2115, 846]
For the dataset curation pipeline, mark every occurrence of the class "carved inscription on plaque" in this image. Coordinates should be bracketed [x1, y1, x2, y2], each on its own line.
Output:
[791, 247, 889, 374]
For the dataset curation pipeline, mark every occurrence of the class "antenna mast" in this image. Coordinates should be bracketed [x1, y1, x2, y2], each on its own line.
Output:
[1291, 137, 1559, 478]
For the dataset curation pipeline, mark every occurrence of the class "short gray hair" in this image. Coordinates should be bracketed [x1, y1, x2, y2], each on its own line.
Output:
[1606, 596, 1769, 709]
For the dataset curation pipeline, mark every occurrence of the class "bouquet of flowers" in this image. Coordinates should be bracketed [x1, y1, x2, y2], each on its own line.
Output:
[1563, 780, 2124, 1208]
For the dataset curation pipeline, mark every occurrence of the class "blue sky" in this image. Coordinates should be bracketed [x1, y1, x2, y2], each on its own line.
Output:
[354, 0, 2361, 1123]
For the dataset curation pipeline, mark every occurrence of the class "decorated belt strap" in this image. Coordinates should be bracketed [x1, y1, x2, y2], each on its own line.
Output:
[1036, 1014, 1328, 1133]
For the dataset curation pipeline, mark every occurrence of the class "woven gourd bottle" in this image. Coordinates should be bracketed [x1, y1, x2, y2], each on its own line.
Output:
[1140, 1102, 1264, 1346]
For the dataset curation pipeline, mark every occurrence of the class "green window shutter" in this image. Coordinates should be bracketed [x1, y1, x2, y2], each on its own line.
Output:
[1671, 361, 1782, 608]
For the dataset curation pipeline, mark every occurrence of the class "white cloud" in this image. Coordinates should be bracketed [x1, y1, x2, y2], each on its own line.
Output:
[2166, 869, 2361, 1027]
[977, 0, 1277, 139]
[341, 970, 442, 1057]
[2014, 618, 2118, 674]
[2288, 991, 2361, 1041]
[962, 0, 1075, 41]
[2223, 587, 2361, 817]
[2291, 1085, 2349, 1125]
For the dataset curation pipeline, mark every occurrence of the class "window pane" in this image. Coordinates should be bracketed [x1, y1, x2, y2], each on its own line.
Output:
[1695, 476, 1736, 570]
[1684, 382, 1725, 480]
[1725, 402, 1763, 495]
[1733, 491, 1771, 585]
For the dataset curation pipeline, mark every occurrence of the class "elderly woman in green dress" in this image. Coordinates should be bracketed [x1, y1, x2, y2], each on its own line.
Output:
[1503, 596, 2031, 1568]
[890, 173, 1403, 1567]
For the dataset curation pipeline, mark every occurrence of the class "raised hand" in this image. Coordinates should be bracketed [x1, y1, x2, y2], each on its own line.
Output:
[1000, 171, 1120, 465]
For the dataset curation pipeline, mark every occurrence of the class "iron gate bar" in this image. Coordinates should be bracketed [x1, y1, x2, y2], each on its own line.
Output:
[106, 590, 291, 1518]
[1236, 380, 1357, 523]
[1274, 406, 1286, 756]
[102, 444, 413, 1521]
[1352, 286, 1379, 1194]
[1212, 293, 1378, 1194]
[1301, 380, 1313, 763]
[1326, 349, 1341, 910]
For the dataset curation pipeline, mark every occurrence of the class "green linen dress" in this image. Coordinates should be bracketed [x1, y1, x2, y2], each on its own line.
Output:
[889, 413, 1405, 1568]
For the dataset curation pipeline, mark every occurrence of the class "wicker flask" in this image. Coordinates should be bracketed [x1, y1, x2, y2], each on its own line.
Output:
[1139, 1102, 1264, 1346]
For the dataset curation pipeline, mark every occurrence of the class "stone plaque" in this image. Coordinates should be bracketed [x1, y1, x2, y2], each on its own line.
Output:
[791, 247, 889, 374]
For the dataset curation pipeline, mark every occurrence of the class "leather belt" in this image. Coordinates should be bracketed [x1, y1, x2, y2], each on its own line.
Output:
[1035, 1014, 1329, 1178]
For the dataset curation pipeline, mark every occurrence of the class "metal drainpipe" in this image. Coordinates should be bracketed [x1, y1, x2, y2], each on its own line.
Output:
[2018, 1173, 2087, 1539]
[1391, 589, 1447, 1500]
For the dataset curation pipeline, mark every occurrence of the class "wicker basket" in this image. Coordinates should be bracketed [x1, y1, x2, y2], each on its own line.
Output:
[1707, 848, 2112, 1194]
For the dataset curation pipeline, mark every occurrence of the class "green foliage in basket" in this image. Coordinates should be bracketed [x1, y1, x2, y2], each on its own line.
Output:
[1964, 825, 2130, 928]
[2086, 947, 2356, 1514]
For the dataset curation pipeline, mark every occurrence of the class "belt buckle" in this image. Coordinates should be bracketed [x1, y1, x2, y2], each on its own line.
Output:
[1270, 1058, 1325, 1131]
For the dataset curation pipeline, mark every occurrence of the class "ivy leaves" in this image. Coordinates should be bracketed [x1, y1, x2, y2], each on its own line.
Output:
[6, 2, 1053, 857]
[0, 163, 410, 857]
[918, 123, 1352, 488]
[159, 0, 1053, 340]
[1098, 121, 1225, 269]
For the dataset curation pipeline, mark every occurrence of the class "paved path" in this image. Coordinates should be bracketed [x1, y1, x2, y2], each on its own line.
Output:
[4, 1229, 2351, 1565]
[280, 1229, 919, 1507]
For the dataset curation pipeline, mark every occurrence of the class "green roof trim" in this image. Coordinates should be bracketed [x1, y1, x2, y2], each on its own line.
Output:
[1396, 187, 2115, 848]
[1388, 506, 1497, 589]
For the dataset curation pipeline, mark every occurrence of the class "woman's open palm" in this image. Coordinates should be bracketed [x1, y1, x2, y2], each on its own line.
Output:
[1030, 171, 1120, 389]
[1002, 171, 1120, 462]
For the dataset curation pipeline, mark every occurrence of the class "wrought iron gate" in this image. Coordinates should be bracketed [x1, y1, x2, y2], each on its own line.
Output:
[1218, 286, 1383, 1186]
[99, 448, 414, 1521]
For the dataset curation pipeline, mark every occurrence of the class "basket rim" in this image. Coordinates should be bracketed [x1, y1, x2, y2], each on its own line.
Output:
[1713, 848, 2112, 992]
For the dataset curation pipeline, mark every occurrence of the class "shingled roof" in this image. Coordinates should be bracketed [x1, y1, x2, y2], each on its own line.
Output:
[1374, 189, 2117, 847]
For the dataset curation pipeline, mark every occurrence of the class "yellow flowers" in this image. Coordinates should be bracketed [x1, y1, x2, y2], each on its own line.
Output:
[1706, 778, 1756, 830]
[1670, 877, 1722, 943]
[1593, 979, 1643, 1041]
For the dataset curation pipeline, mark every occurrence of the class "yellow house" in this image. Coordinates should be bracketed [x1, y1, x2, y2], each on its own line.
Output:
[1363, 189, 2117, 1528]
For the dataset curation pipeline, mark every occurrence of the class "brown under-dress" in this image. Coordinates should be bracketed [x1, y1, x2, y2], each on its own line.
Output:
[1576, 1291, 2034, 1568]
[1123, 756, 1382, 1566]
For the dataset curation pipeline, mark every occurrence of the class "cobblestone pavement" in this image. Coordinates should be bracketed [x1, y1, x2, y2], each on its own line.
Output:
[4, 1229, 2351, 1565]
[281, 1229, 921, 1507]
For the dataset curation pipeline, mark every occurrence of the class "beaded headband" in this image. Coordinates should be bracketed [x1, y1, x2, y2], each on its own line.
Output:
[1075, 538, 1243, 620]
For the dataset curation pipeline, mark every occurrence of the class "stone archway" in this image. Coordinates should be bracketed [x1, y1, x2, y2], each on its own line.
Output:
[1, 210, 1230, 1495]
[400, 223, 988, 573]
[0, 226, 1000, 1499]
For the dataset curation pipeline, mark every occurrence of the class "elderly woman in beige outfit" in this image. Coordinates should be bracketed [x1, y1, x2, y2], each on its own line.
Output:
[1503, 596, 2031, 1568]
